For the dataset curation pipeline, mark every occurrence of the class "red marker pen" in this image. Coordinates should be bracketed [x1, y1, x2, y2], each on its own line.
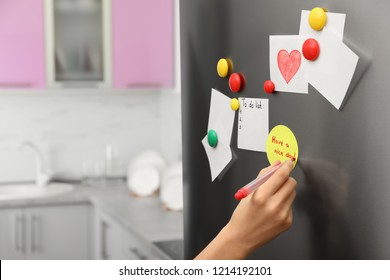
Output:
[234, 160, 293, 200]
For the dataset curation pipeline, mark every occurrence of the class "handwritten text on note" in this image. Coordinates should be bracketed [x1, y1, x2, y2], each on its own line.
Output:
[237, 98, 269, 152]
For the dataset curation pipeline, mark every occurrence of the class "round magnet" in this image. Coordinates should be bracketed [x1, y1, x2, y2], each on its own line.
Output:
[207, 130, 218, 148]
[230, 98, 240, 111]
[217, 58, 233, 78]
[229, 73, 245, 93]
[263, 80, 275, 94]
[309, 7, 327, 31]
[302, 38, 320, 61]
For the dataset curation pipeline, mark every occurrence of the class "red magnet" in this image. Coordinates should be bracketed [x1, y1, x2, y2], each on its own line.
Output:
[302, 38, 320, 61]
[263, 80, 275, 94]
[229, 73, 245, 93]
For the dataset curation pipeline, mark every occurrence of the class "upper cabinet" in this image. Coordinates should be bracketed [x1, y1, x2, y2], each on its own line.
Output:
[0, 0, 174, 90]
[0, 0, 46, 89]
[45, 0, 112, 87]
[112, 0, 174, 88]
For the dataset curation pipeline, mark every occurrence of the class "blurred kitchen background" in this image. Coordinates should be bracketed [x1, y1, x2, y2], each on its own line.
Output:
[0, 0, 184, 260]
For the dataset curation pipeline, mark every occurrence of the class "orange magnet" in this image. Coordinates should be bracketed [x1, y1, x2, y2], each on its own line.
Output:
[302, 38, 320, 61]
[263, 80, 275, 94]
[229, 73, 245, 93]
[308, 7, 327, 31]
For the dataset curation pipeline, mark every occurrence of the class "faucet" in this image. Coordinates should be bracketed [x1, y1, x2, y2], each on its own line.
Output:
[18, 141, 52, 187]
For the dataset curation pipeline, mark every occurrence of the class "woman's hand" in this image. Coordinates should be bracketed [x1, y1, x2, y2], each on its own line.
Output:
[195, 160, 297, 260]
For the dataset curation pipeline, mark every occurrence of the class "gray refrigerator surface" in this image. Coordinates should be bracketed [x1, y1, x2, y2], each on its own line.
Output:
[180, 0, 390, 259]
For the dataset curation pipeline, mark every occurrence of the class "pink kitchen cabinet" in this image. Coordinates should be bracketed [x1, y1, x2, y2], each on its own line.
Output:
[0, 0, 46, 88]
[112, 0, 173, 88]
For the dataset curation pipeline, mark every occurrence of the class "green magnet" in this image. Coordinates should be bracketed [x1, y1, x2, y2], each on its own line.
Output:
[207, 130, 218, 148]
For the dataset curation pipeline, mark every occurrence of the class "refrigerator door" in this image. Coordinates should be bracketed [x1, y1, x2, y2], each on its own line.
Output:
[181, 0, 390, 259]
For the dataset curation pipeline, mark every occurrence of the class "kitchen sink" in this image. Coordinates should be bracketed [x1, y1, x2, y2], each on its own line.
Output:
[0, 183, 74, 201]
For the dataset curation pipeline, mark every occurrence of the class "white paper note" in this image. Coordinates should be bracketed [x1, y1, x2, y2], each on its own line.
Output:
[299, 10, 346, 41]
[207, 88, 235, 144]
[237, 98, 269, 152]
[202, 88, 236, 181]
[270, 35, 308, 94]
[305, 27, 359, 109]
[202, 134, 233, 181]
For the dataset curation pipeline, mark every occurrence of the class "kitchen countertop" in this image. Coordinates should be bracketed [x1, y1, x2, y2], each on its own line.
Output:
[0, 180, 184, 245]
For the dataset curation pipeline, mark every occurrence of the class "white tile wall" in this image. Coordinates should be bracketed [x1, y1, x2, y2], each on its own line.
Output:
[0, 89, 182, 182]
[159, 90, 182, 163]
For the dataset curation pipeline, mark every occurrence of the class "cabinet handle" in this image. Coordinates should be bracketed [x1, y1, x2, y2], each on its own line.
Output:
[14, 215, 26, 254]
[129, 248, 148, 260]
[31, 215, 40, 253]
[14, 216, 21, 252]
[126, 83, 161, 88]
[0, 82, 33, 88]
[100, 221, 109, 260]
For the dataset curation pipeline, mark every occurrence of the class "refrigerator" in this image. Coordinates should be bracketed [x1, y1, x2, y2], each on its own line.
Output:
[180, 0, 390, 259]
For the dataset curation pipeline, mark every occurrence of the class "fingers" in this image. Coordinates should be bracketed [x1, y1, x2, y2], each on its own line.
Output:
[284, 208, 294, 231]
[258, 160, 281, 176]
[259, 160, 294, 198]
[282, 188, 296, 211]
[274, 191, 296, 232]
[273, 177, 297, 203]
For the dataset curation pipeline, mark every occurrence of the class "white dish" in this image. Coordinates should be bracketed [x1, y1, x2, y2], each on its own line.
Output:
[127, 150, 167, 197]
[160, 176, 183, 211]
[160, 161, 183, 211]
[128, 150, 167, 174]
[128, 166, 160, 197]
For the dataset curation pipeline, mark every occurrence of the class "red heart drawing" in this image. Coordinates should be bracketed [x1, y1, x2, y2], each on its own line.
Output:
[277, 49, 301, 84]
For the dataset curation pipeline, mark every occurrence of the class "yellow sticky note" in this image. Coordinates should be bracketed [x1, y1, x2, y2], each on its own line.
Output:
[266, 125, 299, 168]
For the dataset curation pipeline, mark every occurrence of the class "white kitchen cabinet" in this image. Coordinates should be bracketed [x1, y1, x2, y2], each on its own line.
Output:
[0, 204, 91, 259]
[0, 208, 25, 259]
[94, 208, 167, 260]
[45, 0, 112, 87]
[94, 208, 125, 259]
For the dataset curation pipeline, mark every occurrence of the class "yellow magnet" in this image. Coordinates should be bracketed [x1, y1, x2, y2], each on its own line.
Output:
[217, 58, 233, 78]
[308, 7, 327, 31]
[230, 98, 240, 111]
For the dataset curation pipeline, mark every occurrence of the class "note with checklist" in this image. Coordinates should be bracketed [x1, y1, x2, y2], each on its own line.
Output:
[237, 98, 269, 152]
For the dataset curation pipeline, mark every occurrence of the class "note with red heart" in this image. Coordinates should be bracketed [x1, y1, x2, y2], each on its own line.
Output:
[270, 35, 308, 94]
[277, 50, 302, 84]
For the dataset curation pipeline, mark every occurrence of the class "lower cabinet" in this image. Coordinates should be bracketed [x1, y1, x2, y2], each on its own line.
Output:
[0, 202, 170, 260]
[0, 204, 91, 259]
[94, 209, 168, 260]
